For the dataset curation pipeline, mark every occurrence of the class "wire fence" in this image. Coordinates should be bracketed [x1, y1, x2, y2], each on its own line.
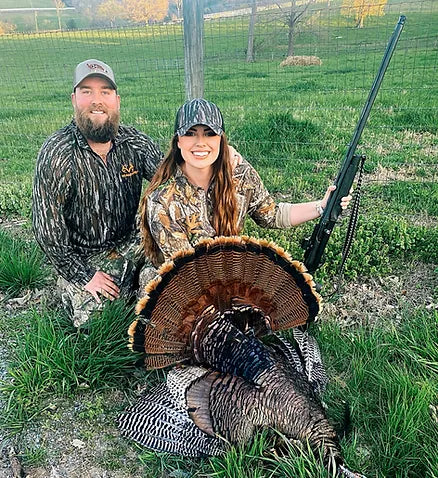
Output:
[0, 0, 437, 220]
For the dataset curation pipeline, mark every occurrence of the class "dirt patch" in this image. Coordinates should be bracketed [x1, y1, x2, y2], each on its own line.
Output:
[0, 393, 143, 478]
[0, 219, 33, 240]
[365, 163, 436, 183]
[280, 55, 322, 67]
[321, 262, 438, 328]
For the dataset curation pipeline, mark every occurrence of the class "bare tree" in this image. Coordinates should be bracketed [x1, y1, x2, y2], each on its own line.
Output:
[246, 0, 257, 62]
[53, 0, 65, 30]
[169, 0, 183, 19]
[275, 0, 316, 57]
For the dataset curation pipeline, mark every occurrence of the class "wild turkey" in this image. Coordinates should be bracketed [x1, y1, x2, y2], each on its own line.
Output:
[118, 236, 364, 477]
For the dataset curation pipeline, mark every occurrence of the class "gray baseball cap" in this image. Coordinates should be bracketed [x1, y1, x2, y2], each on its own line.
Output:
[73, 59, 117, 91]
[175, 98, 224, 136]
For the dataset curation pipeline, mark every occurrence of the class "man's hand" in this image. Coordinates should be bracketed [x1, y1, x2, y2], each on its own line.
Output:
[84, 271, 120, 303]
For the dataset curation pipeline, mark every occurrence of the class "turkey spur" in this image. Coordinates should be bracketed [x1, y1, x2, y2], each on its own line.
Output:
[118, 236, 365, 477]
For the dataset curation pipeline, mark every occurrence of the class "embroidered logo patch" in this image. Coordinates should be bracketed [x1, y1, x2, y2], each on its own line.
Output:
[121, 163, 139, 177]
[87, 62, 108, 73]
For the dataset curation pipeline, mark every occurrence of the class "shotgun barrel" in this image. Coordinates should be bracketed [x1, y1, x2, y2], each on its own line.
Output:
[302, 15, 406, 274]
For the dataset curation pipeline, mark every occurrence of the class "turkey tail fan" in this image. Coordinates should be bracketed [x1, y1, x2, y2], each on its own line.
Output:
[130, 236, 321, 369]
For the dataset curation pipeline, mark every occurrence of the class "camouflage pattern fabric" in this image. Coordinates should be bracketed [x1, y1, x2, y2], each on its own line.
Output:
[146, 159, 291, 264]
[57, 233, 144, 327]
[137, 261, 158, 299]
[175, 98, 224, 136]
[33, 120, 162, 287]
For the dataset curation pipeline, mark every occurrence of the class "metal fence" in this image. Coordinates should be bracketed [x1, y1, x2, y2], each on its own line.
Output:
[0, 0, 437, 218]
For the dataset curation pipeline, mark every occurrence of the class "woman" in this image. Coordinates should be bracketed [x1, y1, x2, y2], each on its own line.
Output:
[136, 97, 352, 396]
[139, 98, 351, 273]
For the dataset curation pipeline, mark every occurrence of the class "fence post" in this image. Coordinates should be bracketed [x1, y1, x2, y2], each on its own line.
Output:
[183, 0, 204, 100]
[246, 0, 257, 62]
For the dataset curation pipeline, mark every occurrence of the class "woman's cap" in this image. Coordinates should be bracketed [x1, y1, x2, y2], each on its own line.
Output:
[73, 59, 117, 91]
[175, 98, 224, 136]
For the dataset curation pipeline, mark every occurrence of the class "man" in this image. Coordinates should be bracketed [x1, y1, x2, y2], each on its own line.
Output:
[32, 59, 163, 327]
[33, 59, 242, 327]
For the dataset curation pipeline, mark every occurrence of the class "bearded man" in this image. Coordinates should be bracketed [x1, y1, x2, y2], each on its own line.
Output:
[32, 59, 164, 327]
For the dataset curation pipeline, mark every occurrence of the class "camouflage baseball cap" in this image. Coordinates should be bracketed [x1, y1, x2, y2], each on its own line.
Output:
[73, 59, 117, 91]
[175, 98, 224, 136]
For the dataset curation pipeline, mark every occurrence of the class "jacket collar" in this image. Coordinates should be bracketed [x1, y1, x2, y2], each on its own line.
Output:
[174, 164, 215, 193]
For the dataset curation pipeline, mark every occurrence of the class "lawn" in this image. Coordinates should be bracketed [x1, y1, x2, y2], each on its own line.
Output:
[0, 1, 437, 477]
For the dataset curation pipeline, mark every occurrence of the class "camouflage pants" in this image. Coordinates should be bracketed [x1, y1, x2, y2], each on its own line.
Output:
[58, 235, 144, 328]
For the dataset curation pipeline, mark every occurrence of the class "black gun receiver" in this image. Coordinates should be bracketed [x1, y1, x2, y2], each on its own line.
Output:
[302, 15, 406, 275]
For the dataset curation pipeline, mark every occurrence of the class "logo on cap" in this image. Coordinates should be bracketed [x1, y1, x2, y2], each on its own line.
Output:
[86, 63, 108, 73]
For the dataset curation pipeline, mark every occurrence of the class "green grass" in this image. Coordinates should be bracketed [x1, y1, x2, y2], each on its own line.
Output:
[0, 227, 49, 296]
[0, 299, 142, 431]
[1, 7, 437, 221]
[4, 301, 435, 476]
[319, 309, 438, 477]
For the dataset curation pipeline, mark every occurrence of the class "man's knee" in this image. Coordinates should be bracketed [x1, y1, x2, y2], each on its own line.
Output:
[57, 276, 102, 327]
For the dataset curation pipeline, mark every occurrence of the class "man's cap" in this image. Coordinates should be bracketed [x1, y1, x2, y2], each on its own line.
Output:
[175, 98, 224, 136]
[73, 59, 117, 90]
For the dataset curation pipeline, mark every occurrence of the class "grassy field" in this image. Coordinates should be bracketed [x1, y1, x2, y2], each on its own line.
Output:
[0, 1, 437, 477]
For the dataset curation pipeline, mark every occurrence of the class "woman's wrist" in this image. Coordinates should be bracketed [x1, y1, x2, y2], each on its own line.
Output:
[315, 201, 324, 217]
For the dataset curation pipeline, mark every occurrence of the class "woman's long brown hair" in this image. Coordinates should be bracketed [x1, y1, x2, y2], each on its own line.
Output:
[140, 133, 239, 266]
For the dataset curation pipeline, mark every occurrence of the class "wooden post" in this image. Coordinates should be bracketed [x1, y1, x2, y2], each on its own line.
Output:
[34, 10, 39, 33]
[183, 0, 204, 100]
[246, 0, 257, 62]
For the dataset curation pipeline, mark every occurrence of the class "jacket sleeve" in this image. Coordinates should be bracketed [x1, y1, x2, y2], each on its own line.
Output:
[32, 139, 95, 286]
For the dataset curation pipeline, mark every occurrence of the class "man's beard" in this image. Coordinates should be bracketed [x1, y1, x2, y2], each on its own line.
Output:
[75, 109, 120, 143]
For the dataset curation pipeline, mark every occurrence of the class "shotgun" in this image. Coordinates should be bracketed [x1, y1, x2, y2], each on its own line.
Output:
[302, 15, 406, 275]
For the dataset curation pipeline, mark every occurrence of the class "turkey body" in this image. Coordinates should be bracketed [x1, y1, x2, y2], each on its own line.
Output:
[119, 308, 339, 466]
[118, 236, 363, 476]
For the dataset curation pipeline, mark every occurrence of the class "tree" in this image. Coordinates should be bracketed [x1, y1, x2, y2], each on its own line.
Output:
[53, 0, 65, 30]
[0, 20, 16, 35]
[71, 0, 109, 22]
[275, 0, 316, 57]
[341, 0, 388, 28]
[246, 0, 257, 62]
[98, 0, 127, 26]
[169, 0, 183, 19]
[123, 0, 169, 24]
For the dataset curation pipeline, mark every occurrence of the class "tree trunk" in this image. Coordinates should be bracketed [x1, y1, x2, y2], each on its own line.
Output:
[356, 15, 364, 28]
[246, 0, 257, 62]
[287, 21, 295, 56]
[34, 11, 39, 33]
